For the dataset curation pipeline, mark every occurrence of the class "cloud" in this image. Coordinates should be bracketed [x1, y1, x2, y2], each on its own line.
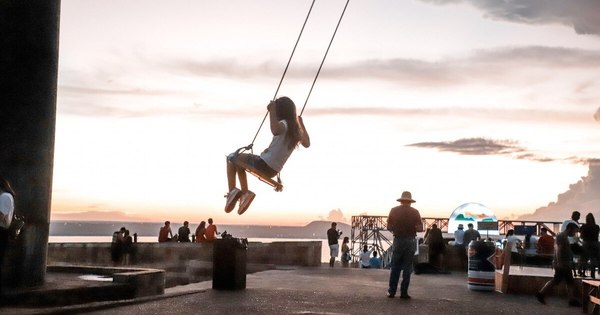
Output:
[408, 137, 596, 164]
[57, 46, 600, 119]
[160, 47, 600, 87]
[520, 160, 600, 221]
[326, 208, 348, 223]
[408, 138, 524, 155]
[420, 0, 600, 35]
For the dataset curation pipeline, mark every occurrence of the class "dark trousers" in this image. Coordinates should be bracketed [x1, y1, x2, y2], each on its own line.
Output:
[0, 228, 9, 291]
[388, 237, 416, 295]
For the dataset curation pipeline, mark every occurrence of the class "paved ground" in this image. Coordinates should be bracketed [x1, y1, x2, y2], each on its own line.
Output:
[2, 265, 582, 315]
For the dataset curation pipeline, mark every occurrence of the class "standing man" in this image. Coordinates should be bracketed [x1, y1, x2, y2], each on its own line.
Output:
[454, 224, 466, 269]
[178, 221, 191, 242]
[561, 211, 583, 276]
[535, 223, 582, 307]
[463, 223, 481, 247]
[387, 191, 423, 299]
[327, 222, 342, 267]
[205, 218, 219, 241]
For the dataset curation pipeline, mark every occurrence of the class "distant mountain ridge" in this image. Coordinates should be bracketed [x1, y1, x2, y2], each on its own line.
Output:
[50, 220, 351, 239]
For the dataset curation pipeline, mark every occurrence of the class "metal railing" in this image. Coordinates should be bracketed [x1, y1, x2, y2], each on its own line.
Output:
[349, 215, 563, 265]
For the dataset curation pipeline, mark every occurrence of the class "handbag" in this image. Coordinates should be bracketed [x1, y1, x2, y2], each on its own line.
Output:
[9, 214, 25, 239]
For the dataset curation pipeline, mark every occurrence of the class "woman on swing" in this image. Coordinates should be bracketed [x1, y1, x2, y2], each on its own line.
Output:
[226, 96, 310, 215]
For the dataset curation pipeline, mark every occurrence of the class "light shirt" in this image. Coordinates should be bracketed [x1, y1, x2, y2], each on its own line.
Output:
[561, 219, 580, 244]
[454, 229, 465, 245]
[524, 236, 538, 256]
[0, 192, 14, 229]
[506, 235, 521, 253]
[359, 250, 373, 268]
[260, 120, 293, 172]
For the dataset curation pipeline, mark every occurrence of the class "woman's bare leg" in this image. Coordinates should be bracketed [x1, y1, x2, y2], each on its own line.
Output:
[237, 166, 248, 193]
[227, 160, 237, 192]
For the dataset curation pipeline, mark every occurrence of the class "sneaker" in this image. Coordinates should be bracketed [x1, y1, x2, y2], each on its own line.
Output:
[386, 292, 395, 298]
[569, 299, 582, 307]
[237, 190, 256, 215]
[224, 188, 241, 213]
[535, 292, 546, 305]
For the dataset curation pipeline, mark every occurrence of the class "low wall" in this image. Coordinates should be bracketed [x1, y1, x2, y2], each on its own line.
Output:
[48, 265, 165, 298]
[47, 241, 322, 268]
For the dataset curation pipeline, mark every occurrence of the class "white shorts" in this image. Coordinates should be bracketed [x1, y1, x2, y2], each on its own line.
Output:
[329, 244, 339, 258]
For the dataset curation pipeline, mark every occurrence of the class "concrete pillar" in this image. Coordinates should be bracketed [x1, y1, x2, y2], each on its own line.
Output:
[0, 1, 60, 287]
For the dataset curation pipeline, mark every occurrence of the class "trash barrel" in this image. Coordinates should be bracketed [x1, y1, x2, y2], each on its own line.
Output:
[467, 240, 496, 291]
[212, 238, 248, 290]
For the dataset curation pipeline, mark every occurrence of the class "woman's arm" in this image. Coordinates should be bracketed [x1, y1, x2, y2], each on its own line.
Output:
[298, 116, 310, 148]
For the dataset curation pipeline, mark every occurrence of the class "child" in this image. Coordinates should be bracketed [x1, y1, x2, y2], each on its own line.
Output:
[225, 97, 310, 214]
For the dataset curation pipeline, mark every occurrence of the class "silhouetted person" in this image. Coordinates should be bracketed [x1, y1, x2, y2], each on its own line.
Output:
[195, 221, 207, 243]
[0, 177, 15, 291]
[111, 227, 126, 265]
[341, 236, 351, 268]
[205, 218, 219, 241]
[536, 223, 582, 307]
[387, 191, 423, 299]
[370, 251, 382, 269]
[580, 213, 599, 278]
[425, 223, 445, 271]
[123, 229, 134, 265]
[561, 211, 583, 276]
[225, 97, 310, 215]
[327, 222, 342, 267]
[178, 221, 191, 242]
[463, 223, 481, 248]
[537, 227, 554, 256]
[158, 221, 174, 242]
[359, 244, 374, 268]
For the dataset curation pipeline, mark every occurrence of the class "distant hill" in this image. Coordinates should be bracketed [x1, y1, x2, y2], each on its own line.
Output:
[51, 210, 151, 222]
[49, 220, 351, 239]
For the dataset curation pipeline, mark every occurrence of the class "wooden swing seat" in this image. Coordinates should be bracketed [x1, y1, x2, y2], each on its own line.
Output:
[230, 156, 283, 192]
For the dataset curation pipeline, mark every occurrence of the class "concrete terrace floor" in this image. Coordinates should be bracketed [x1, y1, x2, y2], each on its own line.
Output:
[3, 265, 581, 315]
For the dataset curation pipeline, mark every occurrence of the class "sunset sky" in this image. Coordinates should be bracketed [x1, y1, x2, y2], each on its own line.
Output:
[52, 0, 600, 226]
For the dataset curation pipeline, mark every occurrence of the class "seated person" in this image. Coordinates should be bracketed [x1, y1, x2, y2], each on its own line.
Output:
[369, 251, 382, 269]
[505, 229, 522, 262]
[425, 224, 446, 270]
[158, 221, 174, 242]
[537, 228, 555, 255]
[359, 245, 373, 268]
[177, 221, 191, 242]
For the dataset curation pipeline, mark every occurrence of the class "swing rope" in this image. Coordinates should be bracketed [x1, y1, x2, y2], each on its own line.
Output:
[248, 0, 317, 151]
[300, 0, 349, 116]
[247, 0, 349, 150]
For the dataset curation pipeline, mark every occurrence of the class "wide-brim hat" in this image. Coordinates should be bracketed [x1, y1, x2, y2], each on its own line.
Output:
[397, 191, 416, 203]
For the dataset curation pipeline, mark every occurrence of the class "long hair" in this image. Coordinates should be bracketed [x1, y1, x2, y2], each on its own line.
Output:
[0, 177, 15, 196]
[196, 221, 206, 233]
[587, 213, 596, 225]
[275, 96, 301, 150]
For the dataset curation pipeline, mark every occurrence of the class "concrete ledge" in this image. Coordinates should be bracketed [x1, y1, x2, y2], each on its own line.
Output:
[47, 241, 322, 267]
[48, 265, 165, 299]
